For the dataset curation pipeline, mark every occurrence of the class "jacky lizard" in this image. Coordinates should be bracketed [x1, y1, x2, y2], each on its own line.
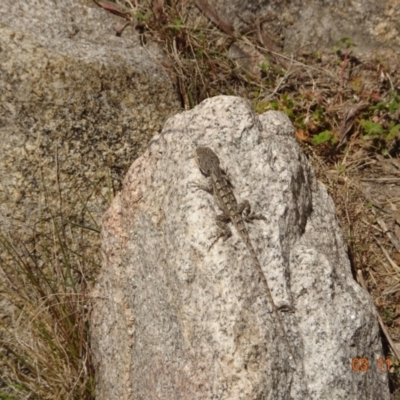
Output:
[194, 146, 296, 362]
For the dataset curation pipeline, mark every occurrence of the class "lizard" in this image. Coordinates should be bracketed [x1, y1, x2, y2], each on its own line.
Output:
[194, 146, 296, 363]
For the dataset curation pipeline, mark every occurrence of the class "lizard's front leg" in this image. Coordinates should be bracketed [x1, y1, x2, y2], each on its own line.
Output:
[238, 200, 267, 223]
[191, 175, 214, 195]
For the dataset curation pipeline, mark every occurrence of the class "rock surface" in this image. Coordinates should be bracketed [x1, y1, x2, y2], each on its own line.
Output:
[0, 0, 180, 239]
[91, 96, 390, 399]
[210, 0, 400, 55]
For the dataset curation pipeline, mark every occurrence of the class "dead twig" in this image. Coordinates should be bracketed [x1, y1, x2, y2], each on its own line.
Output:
[194, 0, 234, 35]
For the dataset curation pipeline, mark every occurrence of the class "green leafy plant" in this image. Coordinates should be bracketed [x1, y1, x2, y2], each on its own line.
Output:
[333, 37, 356, 52]
[360, 120, 400, 141]
[360, 120, 384, 138]
[312, 130, 338, 145]
[369, 91, 400, 114]
[136, 11, 149, 21]
[386, 122, 400, 140]
[382, 308, 394, 326]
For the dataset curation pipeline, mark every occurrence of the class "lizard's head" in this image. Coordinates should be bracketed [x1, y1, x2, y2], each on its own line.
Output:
[195, 147, 220, 176]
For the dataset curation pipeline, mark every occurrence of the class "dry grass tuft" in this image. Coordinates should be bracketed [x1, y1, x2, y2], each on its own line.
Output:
[0, 213, 99, 399]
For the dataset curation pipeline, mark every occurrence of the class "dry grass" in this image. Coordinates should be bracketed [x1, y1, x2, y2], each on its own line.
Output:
[0, 212, 100, 399]
[1, 0, 399, 397]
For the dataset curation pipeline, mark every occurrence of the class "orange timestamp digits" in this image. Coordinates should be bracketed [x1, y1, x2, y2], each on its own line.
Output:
[352, 357, 391, 371]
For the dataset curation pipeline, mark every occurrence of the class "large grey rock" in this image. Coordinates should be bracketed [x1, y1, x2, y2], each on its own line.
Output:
[0, 0, 180, 238]
[91, 96, 390, 399]
[209, 0, 400, 55]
